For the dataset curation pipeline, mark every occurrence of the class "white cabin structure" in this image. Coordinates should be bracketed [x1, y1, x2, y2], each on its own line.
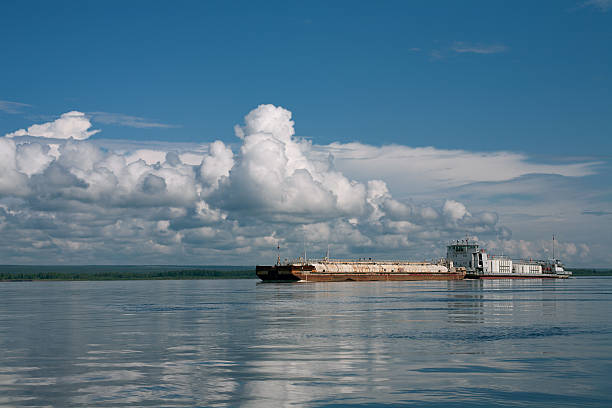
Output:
[445, 240, 566, 277]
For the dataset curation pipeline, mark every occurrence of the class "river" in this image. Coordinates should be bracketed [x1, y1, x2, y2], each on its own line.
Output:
[1, 277, 611, 407]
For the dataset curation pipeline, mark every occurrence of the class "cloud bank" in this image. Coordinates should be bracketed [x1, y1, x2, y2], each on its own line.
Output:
[0, 105, 601, 265]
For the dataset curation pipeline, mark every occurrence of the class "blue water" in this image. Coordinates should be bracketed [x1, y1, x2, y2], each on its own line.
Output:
[1, 278, 611, 407]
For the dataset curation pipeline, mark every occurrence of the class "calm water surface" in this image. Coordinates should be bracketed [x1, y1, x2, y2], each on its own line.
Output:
[1, 278, 611, 407]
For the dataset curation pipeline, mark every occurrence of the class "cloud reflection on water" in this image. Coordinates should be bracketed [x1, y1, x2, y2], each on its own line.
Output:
[0, 279, 611, 406]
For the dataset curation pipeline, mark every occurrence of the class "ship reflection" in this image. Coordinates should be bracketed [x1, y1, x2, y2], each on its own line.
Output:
[247, 282, 403, 406]
[446, 280, 485, 324]
[445, 278, 563, 327]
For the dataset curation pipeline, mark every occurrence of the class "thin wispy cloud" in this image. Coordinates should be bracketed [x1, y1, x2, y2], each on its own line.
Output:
[325, 143, 600, 196]
[582, 210, 612, 216]
[451, 42, 508, 54]
[89, 112, 179, 129]
[0, 100, 31, 114]
[428, 42, 507, 61]
[581, 0, 612, 11]
[429, 50, 444, 61]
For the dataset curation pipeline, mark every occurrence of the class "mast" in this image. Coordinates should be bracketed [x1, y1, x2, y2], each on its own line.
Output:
[552, 234, 555, 260]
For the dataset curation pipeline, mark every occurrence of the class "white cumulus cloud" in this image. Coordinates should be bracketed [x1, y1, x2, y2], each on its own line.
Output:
[224, 104, 367, 218]
[5, 111, 100, 140]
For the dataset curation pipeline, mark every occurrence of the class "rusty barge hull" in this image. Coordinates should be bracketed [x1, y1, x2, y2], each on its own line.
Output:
[256, 264, 465, 282]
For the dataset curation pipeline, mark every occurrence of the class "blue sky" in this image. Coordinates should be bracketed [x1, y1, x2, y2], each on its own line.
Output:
[2, 0, 611, 152]
[1, 1, 611, 266]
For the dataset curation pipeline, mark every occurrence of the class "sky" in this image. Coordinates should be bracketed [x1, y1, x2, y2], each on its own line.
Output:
[0, 0, 611, 266]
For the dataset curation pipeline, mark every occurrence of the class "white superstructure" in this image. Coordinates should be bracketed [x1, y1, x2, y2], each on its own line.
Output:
[446, 240, 570, 278]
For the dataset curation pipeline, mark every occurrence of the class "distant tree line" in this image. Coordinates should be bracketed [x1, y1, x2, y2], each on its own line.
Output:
[569, 269, 612, 276]
[0, 269, 256, 281]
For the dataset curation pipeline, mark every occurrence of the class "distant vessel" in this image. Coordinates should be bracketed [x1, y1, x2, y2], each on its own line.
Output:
[446, 238, 571, 279]
[257, 237, 570, 282]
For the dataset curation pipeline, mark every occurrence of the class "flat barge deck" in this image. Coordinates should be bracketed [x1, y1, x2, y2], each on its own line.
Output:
[256, 261, 466, 282]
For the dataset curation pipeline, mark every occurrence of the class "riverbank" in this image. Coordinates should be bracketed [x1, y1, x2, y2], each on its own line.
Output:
[569, 269, 612, 276]
[0, 266, 256, 281]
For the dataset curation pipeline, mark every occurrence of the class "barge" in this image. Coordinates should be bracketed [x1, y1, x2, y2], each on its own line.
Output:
[256, 258, 466, 282]
[256, 238, 570, 282]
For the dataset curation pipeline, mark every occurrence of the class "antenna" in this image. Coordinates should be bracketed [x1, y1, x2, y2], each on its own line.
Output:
[552, 234, 555, 260]
[277, 241, 281, 266]
[326, 243, 330, 261]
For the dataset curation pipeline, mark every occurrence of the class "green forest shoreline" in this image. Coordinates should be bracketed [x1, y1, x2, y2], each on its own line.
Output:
[0, 266, 256, 281]
[0, 266, 610, 281]
[569, 269, 612, 277]
[0, 270, 256, 281]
